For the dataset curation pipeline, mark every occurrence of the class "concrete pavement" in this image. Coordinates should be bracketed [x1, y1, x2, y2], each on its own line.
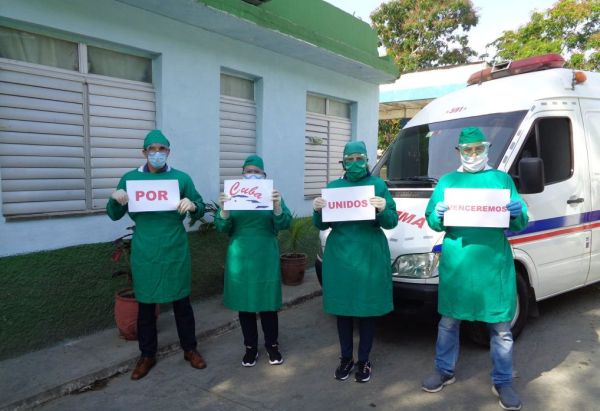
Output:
[0, 269, 321, 411]
[31, 282, 600, 411]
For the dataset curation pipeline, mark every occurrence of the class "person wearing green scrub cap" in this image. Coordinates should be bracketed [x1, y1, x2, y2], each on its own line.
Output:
[312, 140, 398, 383]
[421, 127, 528, 411]
[215, 154, 292, 367]
[107, 129, 208, 380]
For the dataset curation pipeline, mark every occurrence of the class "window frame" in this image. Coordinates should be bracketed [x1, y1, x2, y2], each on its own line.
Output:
[511, 116, 574, 188]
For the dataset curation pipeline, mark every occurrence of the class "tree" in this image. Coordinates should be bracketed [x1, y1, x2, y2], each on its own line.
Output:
[371, 0, 478, 74]
[489, 0, 600, 71]
[378, 118, 404, 152]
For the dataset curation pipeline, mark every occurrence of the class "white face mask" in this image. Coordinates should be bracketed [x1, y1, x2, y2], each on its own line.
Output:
[461, 153, 488, 172]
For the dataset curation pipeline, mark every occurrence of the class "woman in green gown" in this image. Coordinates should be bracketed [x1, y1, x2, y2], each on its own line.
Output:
[312, 140, 398, 383]
[215, 155, 292, 367]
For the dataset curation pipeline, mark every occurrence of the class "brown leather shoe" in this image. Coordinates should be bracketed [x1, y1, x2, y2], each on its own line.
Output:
[184, 350, 207, 369]
[131, 356, 156, 380]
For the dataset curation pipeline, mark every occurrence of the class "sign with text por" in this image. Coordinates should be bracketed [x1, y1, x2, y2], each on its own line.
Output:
[322, 185, 375, 222]
[126, 180, 180, 212]
[444, 188, 510, 228]
[224, 179, 273, 210]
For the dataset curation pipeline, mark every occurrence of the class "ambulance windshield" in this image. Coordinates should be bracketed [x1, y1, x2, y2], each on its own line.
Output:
[376, 111, 527, 184]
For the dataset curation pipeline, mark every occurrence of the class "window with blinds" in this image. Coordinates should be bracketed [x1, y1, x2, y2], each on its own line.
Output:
[304, 95, 352, 198]
[0, 26, 155, 217]
[219, 73, 256, 189]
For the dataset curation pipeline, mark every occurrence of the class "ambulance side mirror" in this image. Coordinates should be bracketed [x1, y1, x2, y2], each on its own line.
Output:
[518, 157, 545, 194]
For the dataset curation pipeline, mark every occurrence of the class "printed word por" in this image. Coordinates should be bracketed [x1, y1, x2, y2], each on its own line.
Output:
[328, 200, 368, 209]
[229, 181, 262, 200]
[136, 190, 168, 201]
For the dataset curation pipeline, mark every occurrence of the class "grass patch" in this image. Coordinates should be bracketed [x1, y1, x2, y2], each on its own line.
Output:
[0, 217, 319, 361]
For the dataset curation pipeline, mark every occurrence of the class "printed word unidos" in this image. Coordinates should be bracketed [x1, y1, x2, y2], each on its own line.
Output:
[229, 181, 262, 200]
[327, 200, 368, 209]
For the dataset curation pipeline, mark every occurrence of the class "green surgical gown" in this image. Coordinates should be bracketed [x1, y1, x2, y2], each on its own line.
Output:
[106, 167, 205, 304]
[215, 199, 292, 312]
[313, 175, 398, 317]
[425, 169, 529, 323]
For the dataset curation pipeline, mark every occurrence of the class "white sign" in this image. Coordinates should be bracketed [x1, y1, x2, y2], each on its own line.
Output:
[126, 180, 180, 212]
[443, 188, 510, 228]
[224, 179, 273, 210]
[322, 185, 375, 222]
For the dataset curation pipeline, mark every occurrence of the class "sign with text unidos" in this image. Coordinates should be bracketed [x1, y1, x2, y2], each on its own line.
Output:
[126, 180, 180, 212]
[443, 188, 510, 228]
[322, 185, 375, 222]
[224, 179, 273, 210]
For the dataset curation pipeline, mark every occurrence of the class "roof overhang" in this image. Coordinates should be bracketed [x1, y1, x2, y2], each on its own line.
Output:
[116, 0, 398, 84]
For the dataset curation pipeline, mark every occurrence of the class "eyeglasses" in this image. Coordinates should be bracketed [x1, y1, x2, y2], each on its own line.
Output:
[145, 145, 169, 154]
[242, 168, 264, 175]
[458, 143, 489, 156]
[343, 154, 367, 162]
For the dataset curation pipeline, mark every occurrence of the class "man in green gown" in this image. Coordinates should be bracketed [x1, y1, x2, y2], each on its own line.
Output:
[107, 129, 207, 380]
[421, 127, 528, 411]
[214, 155, 292, 367]
[313, 140, 398, 383]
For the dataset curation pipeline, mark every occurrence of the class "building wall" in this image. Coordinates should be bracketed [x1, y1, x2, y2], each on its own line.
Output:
[0, 0, 379, 256]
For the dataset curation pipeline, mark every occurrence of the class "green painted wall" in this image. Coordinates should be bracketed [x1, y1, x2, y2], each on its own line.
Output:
[198, 0, 397, 77]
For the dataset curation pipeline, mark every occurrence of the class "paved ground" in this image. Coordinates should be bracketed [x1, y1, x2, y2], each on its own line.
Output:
[35, 283, 600, 411]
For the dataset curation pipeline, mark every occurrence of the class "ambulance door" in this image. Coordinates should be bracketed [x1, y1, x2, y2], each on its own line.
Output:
[510, 109, 591, 299]
[579, 98, 600, 285]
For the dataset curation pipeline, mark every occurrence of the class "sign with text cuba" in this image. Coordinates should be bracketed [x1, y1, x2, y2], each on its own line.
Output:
[443, 188, 510, 228]
[223, 179, 273, 210]
[126, 180, 180, 212]
[322, 185, 375, 222]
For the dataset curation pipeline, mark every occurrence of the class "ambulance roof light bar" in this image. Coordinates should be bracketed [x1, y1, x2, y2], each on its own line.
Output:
[467, 54, 565, 86]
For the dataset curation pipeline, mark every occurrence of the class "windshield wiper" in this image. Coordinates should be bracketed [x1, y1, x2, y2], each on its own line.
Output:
[397, 176, 438, 183]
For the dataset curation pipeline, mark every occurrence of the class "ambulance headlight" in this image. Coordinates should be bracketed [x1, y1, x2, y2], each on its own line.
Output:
[393, 253, 439, 279]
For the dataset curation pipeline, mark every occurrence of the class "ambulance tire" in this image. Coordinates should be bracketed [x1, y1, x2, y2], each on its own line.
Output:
[315, 258, 323, 287]
[465, 272, 530, 347]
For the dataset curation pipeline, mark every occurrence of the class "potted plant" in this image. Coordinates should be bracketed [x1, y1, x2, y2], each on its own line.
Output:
[111, 226, 138, 340]
[279, 216, 311, 286]
[111, 226, 158, 340]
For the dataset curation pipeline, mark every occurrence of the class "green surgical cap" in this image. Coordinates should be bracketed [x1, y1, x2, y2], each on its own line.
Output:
[243, 154, 264, 171]
[343, 140, 367, 157]
[458, 127, 487, 145]
[143, 129, 170, 149]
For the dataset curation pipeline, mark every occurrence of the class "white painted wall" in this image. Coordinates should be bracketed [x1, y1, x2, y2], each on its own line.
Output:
[0, 0, 380, 256]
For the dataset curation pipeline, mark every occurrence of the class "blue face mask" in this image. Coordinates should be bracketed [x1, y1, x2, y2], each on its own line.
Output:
[243, 173, 265, 180]
[148, 152, 167, 169]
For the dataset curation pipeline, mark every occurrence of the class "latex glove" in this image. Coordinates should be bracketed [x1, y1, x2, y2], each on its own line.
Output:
[111, 189, 128, 206]
[369, 196, 386, 212]
[219, 192, 230, 219]
[272, 189, 282, 215]
[435, 202, 449, 219]
[313, 197, 326, 212]
[177, 198, 197, 214]
[506, 200, 523, 219]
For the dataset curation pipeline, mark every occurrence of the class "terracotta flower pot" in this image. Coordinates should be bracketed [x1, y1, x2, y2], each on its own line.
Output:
[114, 288, 159, 340]
[114, 288, 138, 340]
[280, 253, 307, 286]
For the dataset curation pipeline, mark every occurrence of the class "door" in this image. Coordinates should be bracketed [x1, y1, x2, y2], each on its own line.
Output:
[509, 108, 591, 298]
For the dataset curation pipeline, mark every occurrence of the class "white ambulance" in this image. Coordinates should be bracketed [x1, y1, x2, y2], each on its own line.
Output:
[315, 54, 600, 342]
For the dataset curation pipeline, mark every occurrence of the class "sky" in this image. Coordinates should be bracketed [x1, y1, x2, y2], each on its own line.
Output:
[323, 0, 558, 58]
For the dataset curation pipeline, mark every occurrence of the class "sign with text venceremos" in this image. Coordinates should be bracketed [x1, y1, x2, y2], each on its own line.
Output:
[322, 185, 375, 222]
[224, 179, 273, 210]
[126, 180, 180, 212]
[443, 188, 510, 228]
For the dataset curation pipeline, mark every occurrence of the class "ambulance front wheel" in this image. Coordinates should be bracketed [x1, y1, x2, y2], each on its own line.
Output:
[465, 272, 530, 346]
